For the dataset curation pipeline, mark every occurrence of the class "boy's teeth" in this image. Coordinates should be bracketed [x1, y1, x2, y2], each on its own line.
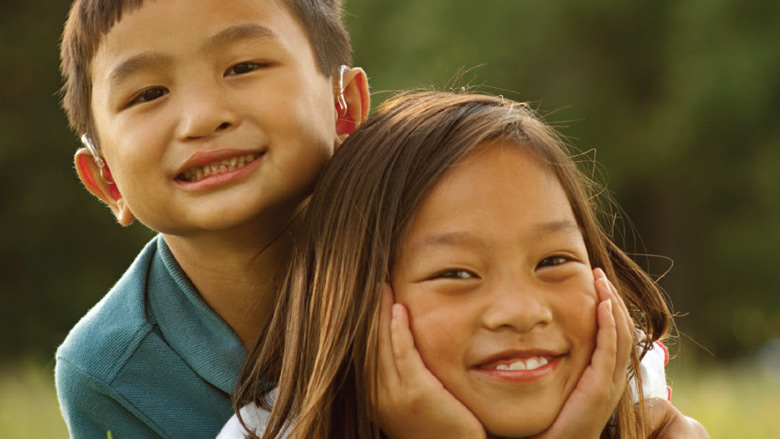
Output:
[179, 153, 260, 182]
[494, 357, 549, 371]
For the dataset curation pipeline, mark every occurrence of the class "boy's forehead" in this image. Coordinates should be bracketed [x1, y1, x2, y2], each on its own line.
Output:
[97, 0, 300, 54]
[92, 0, 312, 72]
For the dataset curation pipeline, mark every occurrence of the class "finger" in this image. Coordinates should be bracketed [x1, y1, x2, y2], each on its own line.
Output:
[594, 269, 632, 388]
[604, 278, 632, 387]
[605, 279, 634, 365]
[609, 279, 634, 342]
[389, 302, 433, 385]
[591, 279, 618, 383]
[377, 283, 400, 384]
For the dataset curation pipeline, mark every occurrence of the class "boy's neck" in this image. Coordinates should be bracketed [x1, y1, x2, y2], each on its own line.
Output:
[162, 223, 292, 351]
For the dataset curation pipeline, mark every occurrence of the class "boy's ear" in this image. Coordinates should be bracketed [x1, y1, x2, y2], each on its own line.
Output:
[335, 67, 370, 143]
[74, 148, 135, 226]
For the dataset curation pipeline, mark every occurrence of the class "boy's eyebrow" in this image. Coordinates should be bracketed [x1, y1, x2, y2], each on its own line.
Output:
[107, 24, 277, 88]
[109, 52, 172, 87]
[201, 23, 277, 53]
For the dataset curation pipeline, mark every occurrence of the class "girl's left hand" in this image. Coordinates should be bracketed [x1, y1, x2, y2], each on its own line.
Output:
[530, 268, 634, 439]
[372, 283, 486, 439]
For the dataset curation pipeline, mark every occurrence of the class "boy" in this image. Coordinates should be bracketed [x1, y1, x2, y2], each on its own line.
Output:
[56, 0, 369, 437]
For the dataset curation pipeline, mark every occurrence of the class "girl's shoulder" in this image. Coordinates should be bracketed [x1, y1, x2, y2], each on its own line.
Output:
[216, 401, 272, 439]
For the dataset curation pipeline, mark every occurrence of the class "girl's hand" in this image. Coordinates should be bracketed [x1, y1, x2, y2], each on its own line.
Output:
[373, 283, 486, 439]
[643, 398, 710, 439]
[531, 268, 634, 439]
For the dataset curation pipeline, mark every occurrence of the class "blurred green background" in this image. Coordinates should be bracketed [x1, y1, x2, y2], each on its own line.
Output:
[1, 0, 779, 436]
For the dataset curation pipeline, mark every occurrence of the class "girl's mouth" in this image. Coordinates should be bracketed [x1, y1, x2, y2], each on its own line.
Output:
[475, 355, 561, 383]
[489, 356, 550, 371]
[177, 152, 263, 182]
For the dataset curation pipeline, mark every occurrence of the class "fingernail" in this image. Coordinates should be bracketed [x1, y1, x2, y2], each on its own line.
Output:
[605, 299, 612, 312]
[392, 304, 400, 319]
[593, 267, 605, 280]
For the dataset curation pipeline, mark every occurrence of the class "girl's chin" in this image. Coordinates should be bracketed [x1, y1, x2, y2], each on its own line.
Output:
[485, 424, 549, 439]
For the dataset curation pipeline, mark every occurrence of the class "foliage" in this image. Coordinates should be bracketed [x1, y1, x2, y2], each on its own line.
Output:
[0, 0, 777, 362]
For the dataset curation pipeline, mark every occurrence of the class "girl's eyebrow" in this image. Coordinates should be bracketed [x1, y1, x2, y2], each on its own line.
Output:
[409, 220, 581, 254]
[412, 231, 483, 254]
[533, 219, 582, 236]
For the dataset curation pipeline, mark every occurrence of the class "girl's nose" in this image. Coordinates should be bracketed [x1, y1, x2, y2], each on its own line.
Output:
[481, 277, 553, 333]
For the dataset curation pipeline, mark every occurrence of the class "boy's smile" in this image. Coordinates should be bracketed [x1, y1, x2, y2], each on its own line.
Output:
[89, 0, 341, 237]
[391, 143, 598, 438]
[176, 150, 264, 185]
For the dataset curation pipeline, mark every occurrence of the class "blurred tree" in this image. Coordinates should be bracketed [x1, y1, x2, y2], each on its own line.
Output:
[0, 0, 776, 362]
[0, 0, 154, 359]
[347, 0, 780, 360]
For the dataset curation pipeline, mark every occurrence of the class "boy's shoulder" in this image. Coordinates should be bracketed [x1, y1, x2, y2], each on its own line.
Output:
[54, 235, 246, 438]
[56, 236, 159, 380]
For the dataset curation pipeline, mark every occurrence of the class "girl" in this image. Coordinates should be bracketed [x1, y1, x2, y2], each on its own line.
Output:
[224, 92, 683, 439]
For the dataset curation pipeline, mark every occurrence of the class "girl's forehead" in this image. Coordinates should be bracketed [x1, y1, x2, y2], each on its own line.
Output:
[401, 143, 579, 251]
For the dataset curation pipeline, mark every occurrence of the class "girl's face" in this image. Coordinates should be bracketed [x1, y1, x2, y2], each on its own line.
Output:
[391, 143, 598, 438]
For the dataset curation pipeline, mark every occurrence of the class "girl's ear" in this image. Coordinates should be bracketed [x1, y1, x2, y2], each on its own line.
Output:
[74, 148, 135, 226]
[334, 67, 370, 144]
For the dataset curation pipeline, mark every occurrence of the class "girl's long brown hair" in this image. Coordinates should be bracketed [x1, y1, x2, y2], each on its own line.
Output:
[235, 91, 671, 439]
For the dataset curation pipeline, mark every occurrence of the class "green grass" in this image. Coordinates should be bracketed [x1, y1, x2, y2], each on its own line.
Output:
[668, 363, 780, 438]
[0, 360, 68, 438]
[1, 359, 778, 438]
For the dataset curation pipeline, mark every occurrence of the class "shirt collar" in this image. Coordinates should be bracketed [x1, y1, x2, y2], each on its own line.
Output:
[146, 236, 247, 395]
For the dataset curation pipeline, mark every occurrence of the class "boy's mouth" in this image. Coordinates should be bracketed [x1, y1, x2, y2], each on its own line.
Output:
[177, 152, 263, 182]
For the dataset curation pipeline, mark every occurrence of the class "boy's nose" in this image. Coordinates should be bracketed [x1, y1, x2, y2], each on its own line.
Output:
[481, 277, 553, 333]
[177, 86, 239, 141]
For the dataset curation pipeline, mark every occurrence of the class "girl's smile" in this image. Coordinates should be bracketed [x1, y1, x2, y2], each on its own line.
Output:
[473, 350, 561, 382]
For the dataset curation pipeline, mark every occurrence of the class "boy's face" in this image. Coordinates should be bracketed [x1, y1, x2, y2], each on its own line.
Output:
[89, 0, 341, 236]
[391, 144, 598, 438]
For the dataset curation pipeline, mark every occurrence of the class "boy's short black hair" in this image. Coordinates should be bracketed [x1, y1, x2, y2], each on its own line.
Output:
[60, 0, 352, 148]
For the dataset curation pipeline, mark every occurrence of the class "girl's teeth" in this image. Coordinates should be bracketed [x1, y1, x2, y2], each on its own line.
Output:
[180, 153, 259, 182]
[494, 357, 549, 371]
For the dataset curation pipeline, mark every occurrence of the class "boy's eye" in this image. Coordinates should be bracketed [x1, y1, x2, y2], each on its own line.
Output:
[129, 87, 168, 105]
[225, 62, 267, 76]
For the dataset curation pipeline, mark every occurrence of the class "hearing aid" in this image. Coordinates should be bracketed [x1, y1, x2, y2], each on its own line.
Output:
[336, 65, 349, 117]
[81, 134, 113, 184]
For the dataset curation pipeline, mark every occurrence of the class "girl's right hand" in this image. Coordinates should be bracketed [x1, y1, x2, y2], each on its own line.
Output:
[373, 283, 486, 439]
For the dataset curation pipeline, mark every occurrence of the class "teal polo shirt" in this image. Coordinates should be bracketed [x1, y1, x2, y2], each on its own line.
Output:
[55, 236, 248, 439]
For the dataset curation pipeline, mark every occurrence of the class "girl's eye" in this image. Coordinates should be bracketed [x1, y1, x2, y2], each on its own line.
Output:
[434, 269, 476, 280]
[537, 255, 571, 268]
[225, 62, 266, 76]
[130, 87, 168, 105]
